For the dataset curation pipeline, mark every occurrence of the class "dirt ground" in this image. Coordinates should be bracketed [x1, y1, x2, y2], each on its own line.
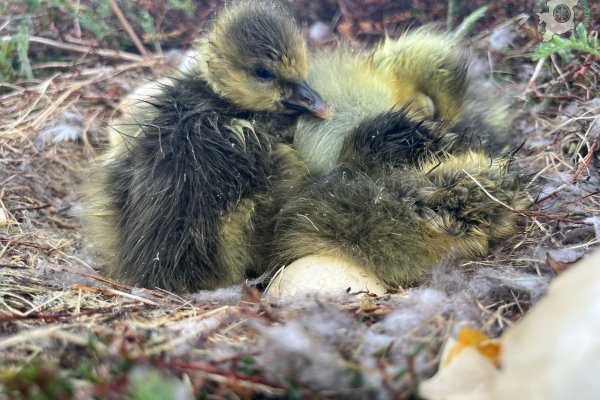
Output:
[1, 0, 599, 398]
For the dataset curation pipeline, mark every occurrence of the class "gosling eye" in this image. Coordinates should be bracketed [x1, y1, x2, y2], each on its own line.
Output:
[254, 67, 276, 81]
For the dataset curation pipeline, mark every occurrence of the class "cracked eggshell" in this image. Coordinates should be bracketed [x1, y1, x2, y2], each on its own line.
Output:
[420, 250, 600, 400]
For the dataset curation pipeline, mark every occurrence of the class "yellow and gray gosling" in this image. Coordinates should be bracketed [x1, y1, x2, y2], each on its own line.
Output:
[271, 28, 528, 287]
[83, 1, 327, 292]
[294, 28, 513, 176]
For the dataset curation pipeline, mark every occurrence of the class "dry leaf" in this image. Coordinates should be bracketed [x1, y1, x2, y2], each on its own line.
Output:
[546, 253, 576, 275]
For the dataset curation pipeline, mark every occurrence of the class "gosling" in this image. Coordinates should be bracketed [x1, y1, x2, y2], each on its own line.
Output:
[271, 28, 528, 288]
[294, 28, 512, 176]
[84, 1, 327, 292]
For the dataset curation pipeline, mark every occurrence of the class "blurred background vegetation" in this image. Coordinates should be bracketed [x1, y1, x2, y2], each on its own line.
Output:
[1, 0, 598, 83]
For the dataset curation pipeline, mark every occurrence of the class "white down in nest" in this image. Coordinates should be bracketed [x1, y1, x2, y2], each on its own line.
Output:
[420, 250, 600, 400]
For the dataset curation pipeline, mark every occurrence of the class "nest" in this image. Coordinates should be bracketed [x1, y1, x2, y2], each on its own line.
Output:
[1, 0, 599, 398]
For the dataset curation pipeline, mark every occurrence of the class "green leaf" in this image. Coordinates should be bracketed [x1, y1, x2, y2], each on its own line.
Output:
[453, 5, 488, 39]
[532, 24, 600, 61]
[129, 369, 188, 400]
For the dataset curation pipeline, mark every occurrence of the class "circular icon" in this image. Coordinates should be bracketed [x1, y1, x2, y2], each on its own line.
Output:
[553, 4, 572, 23]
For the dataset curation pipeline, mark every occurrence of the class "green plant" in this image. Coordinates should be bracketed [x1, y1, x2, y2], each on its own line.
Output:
[168, 0, 195, 18]
[1, 358, 74, 399]
[0, 40, 17, 82]
[16, 24, 33, 79]
[452, 5, 488, 39]
[0, 21, 32, 82]
[77, 0, 113, 41]
[533, 24, 600, 61]
[128, 369, 188, 400]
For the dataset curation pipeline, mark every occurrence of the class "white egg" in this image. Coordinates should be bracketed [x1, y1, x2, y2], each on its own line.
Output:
[264, 253, 387, 298]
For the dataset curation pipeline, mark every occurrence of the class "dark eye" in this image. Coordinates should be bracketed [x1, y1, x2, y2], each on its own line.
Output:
[254, 67, 276, 81]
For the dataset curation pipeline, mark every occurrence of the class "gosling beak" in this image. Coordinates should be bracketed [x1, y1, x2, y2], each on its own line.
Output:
[283, 82, 330, 119]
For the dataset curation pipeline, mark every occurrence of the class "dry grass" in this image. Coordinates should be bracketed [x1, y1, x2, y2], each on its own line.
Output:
[1, 1, 599, 398]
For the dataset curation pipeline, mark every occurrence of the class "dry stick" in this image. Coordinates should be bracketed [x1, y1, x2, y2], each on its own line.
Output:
[469, 13, 529, 43]
[522, 57, 546, 97]
[72, 284, 160, 306]
[29, 84, 82, 131]
[545, 105, 600, 136]
[145, 306, 233, 356]
[574, 115, 600, 164]
[8, 59, 149, 130]
[0, 36, 145, 63]
[157, 359, 286, 391]
[1, 73, 58, 132]
[67, 270, 138, 291]
[23, 292, 66, 316]
[0, 326, 109, 352]
[459, 169, 565, 247]
[106, 288, 161, 306]
[461, 169, 517, 212]
[0, 291, 35, 316]
[108, 0, 150, 58]
[525, 163, 551, 190]
[10, 59, 158, 103]
[0, 237, 54, 253]
[571, 139, 599, 183]
[31, 61, 81, 70]
[0, 59, 155, 105]
[73, 0, 82, 38]
[550, 54, 570, 90]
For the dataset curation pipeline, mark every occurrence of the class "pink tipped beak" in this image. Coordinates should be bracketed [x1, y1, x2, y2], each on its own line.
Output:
[283, 81, 330, 119]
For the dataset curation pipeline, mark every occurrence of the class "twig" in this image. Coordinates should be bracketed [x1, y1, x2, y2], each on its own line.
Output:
[72, 284, 161, 307]
[145, 306, 234, 355]
[571, 139, 599, 183]
[1, 35, 146, 62]
[9, 203, 50, 212]
[73, 0, 82, 38]
[522, 57, 546, 97]
[156, 359, 286, 391]
[461, 169, 517, 212]
[66, 270, 138, 291]
[0, 237, 54, 254]
[0, 313, 63, 322]
[545, 104, 600, 136]
[109, 0, 150, 58]
[23, 292, 66, 316]
[519, 210, 588, 224]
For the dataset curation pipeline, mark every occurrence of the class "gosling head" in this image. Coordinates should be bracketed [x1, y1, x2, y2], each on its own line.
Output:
[199, 1, 329, 119]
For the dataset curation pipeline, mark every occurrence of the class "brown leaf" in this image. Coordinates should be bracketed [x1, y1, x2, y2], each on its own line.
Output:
[546, 253, 576, 275]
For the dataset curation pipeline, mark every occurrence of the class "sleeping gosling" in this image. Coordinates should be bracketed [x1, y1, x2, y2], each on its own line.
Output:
[270, 28, 528, 289]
